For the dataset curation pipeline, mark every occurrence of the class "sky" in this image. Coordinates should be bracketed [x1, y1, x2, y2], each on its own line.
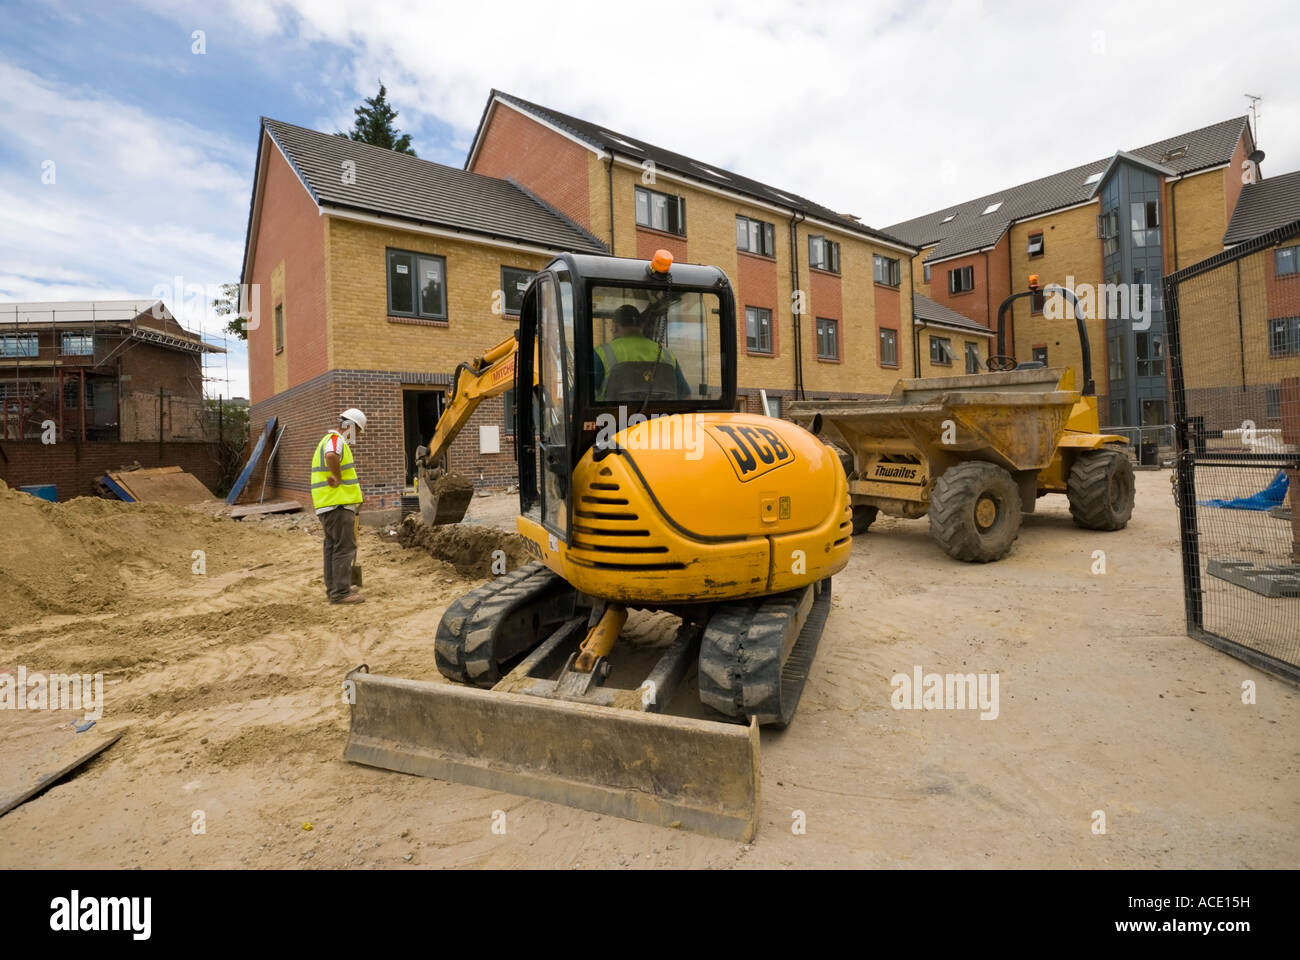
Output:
[1, 0, 1296, 399]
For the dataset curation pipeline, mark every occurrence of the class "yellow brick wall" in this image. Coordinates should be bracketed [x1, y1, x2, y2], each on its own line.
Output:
[911, 246, 935, 299]
[325, 217, 553, 373]
[1005, 203, 1106, 394]
[917, 329, 989, 378]
[1170, 167, 1228, 269]
[605, 163, 913, 398]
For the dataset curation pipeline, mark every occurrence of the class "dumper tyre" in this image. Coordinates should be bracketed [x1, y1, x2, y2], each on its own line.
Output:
[851, 505, 878, 536]
[929, 461, 1021, 562]
[1067, 447, 1135, 531]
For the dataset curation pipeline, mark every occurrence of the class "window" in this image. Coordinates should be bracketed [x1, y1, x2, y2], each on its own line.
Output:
[1084, 171, 1103, 185]
[500, 266, 532, 316]
[503, 388, 516, 436]
[981, 201, 1002, 215]
[1110, 398, 1128, 425]
[388, 249, 447, 319]
[808, 235, 840, 273]
[815, 318, 839, 360]
[61, 333, 93, 355]
[965, 341, 981, 373]
[736, 215, 776, 256]
[63, 381, 78, 408]
[635, 186, 686, 235]
[879, 328, 898, 367]
[746, 306, 773, 353]
[1267, 386, 1282, 419]
[1098, 208, 1120, 256]
[949, 266, 975, 294]
[765, 395, 783, 418]
[1276, 245, 1300, 277]
[1032, 346, 1048, 365]
[1269, 316, 1300, 356]
[941, 213, 956, 224]
[929, 336, 953, 365]
[1141, 398, 1166, 427]
[84, 380, 96, 409]
[873, 254, 901, 287]
[274, 304, 284, 353]
[1131, 200, 1159, 247]
[0, 334, 38, 357]
[1109, 335, 1126, 381]
[1030, 289, 1045, 316]
[923, 262, 931, 283]
[1027, 231, 1044, 257]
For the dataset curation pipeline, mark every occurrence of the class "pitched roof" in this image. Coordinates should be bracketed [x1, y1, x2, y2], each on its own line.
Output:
[912, 293, 994, 337]
[1223, 170, 1300, 244]
[887, 116, 1251, 263]
[476, 91, 915, 252]
[261, 118, 607, 254]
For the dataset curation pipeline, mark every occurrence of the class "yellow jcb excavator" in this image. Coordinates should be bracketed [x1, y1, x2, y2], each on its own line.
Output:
[344, 251, 853, 840]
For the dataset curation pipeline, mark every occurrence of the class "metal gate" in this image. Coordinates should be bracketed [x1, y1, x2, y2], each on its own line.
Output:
[1165, 218, 1300, 683]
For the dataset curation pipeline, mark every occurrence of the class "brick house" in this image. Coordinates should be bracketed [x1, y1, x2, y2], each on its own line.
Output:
[0, 299, 216, 442]
[241, 118, 608, 521]
[885, 116, 1262, 430]
[465, 91, 921, 414]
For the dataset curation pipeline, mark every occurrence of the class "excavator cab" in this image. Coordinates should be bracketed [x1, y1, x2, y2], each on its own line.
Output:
[513, 251, 737, 546]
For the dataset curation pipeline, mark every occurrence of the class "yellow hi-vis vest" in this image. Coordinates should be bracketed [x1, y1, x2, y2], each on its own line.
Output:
[596, 336, 680, 399]
[310, 431, 363, 512]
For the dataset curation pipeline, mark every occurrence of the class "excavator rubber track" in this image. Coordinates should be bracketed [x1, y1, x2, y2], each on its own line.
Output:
[698, 577, 832, 728]
[434, 562, 577, 687]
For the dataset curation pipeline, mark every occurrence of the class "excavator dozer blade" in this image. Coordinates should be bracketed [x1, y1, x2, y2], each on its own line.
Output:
[417, 472, 475, 525]
[344, 671, 761, 841]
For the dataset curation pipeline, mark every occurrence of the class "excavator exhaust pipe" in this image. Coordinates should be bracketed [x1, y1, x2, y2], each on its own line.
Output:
[343, 669, 761, 841]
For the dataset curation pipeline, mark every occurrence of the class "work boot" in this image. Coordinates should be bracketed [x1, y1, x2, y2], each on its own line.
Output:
[333, 593, 365, 604]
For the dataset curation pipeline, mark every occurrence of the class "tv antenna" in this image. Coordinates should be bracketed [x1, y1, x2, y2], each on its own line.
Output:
[1245, 94, 1262, 144]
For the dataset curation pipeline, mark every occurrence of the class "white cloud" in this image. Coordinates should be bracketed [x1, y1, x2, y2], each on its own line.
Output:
[198, 0, 1299, 228]
[0, 61, 250, 396]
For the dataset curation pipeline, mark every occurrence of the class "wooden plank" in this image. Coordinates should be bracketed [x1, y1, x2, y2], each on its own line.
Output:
[114, 470, 216, 505]
[0, 718, 126, 818]
[98, 474, 136, 502]
[227, 415, 277, 505]
[230, 499, 303, 518]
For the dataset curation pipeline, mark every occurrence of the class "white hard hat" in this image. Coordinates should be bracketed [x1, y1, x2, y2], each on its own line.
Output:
[340, 407, 367, 432]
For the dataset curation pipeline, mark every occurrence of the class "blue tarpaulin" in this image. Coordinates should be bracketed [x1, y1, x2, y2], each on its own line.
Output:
[1199, 471, 1289, 511]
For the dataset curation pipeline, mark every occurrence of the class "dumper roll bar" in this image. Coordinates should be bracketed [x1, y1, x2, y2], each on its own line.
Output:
[990, 284, 1095, 396]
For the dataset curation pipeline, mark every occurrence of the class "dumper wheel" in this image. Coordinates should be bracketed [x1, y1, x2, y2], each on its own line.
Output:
[929, 461, 1021, 562]
[1067, 447, 1135, 530]
[851, 505, 878, 535]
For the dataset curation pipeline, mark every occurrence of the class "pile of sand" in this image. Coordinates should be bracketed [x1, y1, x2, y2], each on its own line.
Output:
[0, 482, 293, 625]
[395, 516, 530, 577]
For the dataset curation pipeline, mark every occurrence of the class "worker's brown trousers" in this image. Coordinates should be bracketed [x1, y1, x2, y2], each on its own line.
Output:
[321, 506, 356, 601]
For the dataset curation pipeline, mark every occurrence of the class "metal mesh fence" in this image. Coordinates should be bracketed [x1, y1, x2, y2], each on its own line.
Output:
[1166, 219, 1300, 683]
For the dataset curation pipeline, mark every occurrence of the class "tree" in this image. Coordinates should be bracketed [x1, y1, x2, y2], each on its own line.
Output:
[339, 83, 416, 156]
[212, 282, 246, 340]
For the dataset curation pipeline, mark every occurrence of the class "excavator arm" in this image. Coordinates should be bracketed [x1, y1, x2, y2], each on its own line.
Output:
[414, 334, 521, 525]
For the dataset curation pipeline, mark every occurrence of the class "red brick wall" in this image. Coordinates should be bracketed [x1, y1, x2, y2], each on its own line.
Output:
[1225, 127, 1252, 230]
[930, 251, 991, 330]
[635, 227, 688, 263]
[810, 268, 843, 362]
[872, 283, 900, 369]
[469, 101, 592, 231]
[0, 440, 224, 501]
[737, 250, 778, 357]
[247, 137, 328, 403]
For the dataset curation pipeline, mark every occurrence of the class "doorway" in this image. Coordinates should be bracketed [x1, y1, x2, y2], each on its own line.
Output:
[403, 389, 444, 487]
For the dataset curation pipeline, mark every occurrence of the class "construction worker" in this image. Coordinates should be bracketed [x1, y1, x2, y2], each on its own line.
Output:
[594, 304, 691, 400]
[311, 408, 367, 604]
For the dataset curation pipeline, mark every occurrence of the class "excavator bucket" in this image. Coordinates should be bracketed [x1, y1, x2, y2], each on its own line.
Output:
[343, 670, 761, 841]
[417, 469, 476, 525]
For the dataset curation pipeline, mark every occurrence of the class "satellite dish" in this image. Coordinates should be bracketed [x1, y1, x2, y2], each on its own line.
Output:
[1249, 149, 1266, 164]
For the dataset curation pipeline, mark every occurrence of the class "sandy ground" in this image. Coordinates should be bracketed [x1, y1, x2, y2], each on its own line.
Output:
[1, 473, 1297, 869]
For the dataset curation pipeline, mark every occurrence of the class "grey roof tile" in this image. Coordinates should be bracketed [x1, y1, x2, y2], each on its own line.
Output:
[484, 91, 916, 251]
[263, 118, 607, 254]
[1223, 170, 1300, 244]
[912, 292, 992, 335]
[887, 117, 1251, 262]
